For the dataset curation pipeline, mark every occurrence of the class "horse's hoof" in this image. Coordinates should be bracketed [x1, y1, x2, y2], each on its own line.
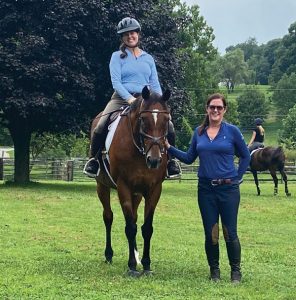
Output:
[105, 259, 112, 264]
[126, 269, 141, 278]
[142, 270, 154, 277]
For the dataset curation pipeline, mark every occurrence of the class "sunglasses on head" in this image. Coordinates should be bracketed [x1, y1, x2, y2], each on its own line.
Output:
[208, 105, 225, 111]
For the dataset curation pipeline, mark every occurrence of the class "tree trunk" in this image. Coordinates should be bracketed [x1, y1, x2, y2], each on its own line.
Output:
[9, 126, 31, 184]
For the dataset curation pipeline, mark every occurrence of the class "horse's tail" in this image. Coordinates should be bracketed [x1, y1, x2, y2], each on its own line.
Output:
[271, 146, 285, 167]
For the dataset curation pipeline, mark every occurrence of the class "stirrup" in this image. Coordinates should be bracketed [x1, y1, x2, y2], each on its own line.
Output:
[83, 158, 100, 178]
[166, 159, 182, 179]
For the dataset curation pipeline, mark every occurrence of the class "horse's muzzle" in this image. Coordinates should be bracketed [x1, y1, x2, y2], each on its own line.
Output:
[146, 156, 162, 169]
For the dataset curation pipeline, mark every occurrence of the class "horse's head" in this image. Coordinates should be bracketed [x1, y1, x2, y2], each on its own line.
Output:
[135, 86, 171, 169]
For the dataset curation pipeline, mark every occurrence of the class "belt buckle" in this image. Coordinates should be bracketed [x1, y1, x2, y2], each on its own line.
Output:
[211, 179, 220, 186]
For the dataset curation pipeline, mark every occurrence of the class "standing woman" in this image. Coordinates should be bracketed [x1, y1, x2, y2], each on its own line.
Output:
[84, 17, 181, 178]
[165, 93, 250, 283]
[248, 118, 265, 152]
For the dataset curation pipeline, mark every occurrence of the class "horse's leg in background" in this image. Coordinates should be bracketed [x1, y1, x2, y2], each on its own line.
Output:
[279, 168, 291, 197]
[269, 168, 278, 196]
[141, 185, 162, 275]
[96, 182, 113, 263]
[251, 169, 261, 196]
[132, 193, 142, 264]
[118, 183, 140, 277]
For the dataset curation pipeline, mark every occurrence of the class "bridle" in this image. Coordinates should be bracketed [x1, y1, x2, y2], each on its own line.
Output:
[127, 102, 170, 156]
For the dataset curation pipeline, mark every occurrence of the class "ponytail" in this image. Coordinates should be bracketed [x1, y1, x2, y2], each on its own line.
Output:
[258, 125, 265, 136]
[119, 43, 128, 59]
[198, 115, 210, 136]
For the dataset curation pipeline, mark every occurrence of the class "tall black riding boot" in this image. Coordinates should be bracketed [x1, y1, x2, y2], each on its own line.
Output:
[226, 238, 242, 284]
[167, 121, 181, 178]
[83, 131, 104, 178]
[205, 241, 220, 282]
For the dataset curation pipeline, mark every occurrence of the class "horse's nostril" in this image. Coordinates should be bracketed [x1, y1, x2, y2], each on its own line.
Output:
[146, 156, 161, 169]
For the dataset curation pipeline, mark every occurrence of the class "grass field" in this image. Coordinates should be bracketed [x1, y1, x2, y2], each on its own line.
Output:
[1, 180, 295, 299]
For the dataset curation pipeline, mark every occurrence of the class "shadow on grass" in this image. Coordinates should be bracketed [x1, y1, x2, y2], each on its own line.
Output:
[0, 180, 98, 194]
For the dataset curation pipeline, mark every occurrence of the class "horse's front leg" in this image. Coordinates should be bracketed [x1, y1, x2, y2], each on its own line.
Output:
[132, 194, 142, 265]
[270, 169, 278, 196]
[96, 182, 113, 263]
[251, 170, 260, 196]
[141, 184, 162, 275]
[118, 183, 140, 277]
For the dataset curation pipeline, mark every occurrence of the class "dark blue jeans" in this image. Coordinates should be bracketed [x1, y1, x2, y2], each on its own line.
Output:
[198, 178, 240, 243]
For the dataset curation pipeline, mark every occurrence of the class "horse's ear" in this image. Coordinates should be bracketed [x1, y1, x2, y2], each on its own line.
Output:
[162, 89, 171, 102]
[142, 86, 150, 100]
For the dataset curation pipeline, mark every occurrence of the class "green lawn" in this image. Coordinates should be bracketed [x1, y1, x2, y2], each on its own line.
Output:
[1, 180, 295, 299]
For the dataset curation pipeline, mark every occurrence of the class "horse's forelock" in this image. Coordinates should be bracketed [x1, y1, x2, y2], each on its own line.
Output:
[141, 93, 168, 111]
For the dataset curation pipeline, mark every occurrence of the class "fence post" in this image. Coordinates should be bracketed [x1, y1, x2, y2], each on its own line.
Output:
[0, 158, 3, 180]
[51, 161, 60, 179]
[65, 160, 74, 181]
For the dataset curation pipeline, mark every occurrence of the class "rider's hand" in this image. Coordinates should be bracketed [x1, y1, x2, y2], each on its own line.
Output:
[127, 96, 137, 105]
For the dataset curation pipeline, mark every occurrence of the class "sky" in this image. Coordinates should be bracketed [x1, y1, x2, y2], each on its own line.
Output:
[184, 0, 296, 53]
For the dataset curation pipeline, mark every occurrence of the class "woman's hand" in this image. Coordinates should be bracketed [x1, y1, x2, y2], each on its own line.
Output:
[165, 139, 170, 149]
[127, 96, 136, 105]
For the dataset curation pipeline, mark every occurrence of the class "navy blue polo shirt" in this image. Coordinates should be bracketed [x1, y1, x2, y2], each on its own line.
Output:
[168, 122, 250, 180]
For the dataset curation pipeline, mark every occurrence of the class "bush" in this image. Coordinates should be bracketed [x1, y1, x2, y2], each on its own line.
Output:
[279, 104, 296, 150]
[237, 86, 269, 128]
[225, 97, 239, 126]
[271, 73, 296, 118]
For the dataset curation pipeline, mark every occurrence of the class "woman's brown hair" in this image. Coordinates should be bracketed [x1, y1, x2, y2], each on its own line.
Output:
[119, 43, 128, 58]
[198, 93, 227, 136]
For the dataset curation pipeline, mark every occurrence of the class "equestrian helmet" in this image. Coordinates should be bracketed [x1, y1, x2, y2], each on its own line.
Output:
[117, 17, 141, 34]
[255, 118, 263, 125]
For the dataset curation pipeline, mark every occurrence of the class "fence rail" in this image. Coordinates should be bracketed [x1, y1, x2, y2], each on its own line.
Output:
[0, 158, 296, 182]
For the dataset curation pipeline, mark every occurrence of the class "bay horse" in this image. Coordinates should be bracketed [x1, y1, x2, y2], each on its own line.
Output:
[92, 86, 170, 277]
[250, 146, 291, 196]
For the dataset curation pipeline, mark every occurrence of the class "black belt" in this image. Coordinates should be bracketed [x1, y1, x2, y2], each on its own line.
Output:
[211, 179, 232, 186]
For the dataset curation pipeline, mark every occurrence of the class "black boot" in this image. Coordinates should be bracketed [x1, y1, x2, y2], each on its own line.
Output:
[226, 238, 242, 284]
[83, 131, 103, 178]
[205, 241, 220, 282]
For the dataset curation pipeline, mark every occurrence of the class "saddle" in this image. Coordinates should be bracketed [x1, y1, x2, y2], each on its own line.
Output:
[97, 106, 130, 187]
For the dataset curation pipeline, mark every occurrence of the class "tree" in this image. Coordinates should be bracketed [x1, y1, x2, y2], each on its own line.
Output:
[237, 86, 268, 128]
[247, 54, 270, 84]
[0, 0, 189, 183]
[226, 37, 260, 61]
[30, 132, 88, 160]
[219, 49, 250, 91]
[279, 104, 296, 149]
[172, 2, 217, 140]
[0, 126, 12, 146]
[271, 73, 296, 118]
[269, 22, 296, 84]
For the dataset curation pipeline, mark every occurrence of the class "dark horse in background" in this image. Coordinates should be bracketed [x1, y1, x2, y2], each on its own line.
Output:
[250, 146, 291, 196]
[92, 86, 171, 277]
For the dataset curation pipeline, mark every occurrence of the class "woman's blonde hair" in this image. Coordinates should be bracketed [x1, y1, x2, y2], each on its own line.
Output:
[257, 125, 265, 136]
